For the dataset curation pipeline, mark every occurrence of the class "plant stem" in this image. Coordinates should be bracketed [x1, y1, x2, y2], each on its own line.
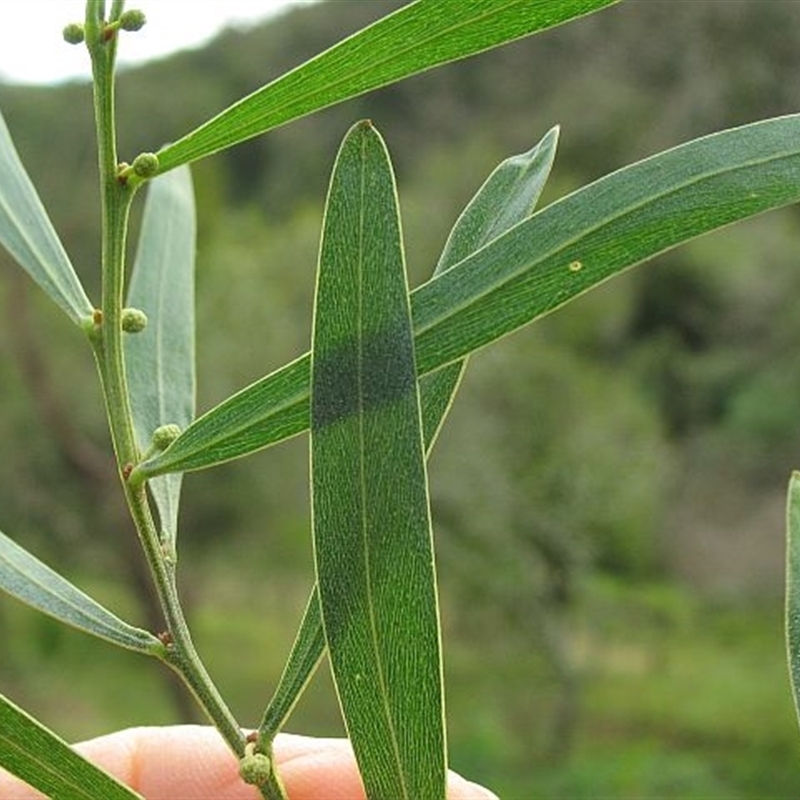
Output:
[82, 6, 281, 797]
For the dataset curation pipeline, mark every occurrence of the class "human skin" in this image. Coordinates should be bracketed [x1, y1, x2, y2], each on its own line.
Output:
[0, 726, 499, 799]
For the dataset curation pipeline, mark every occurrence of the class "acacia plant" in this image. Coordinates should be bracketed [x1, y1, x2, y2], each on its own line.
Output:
[3, 1, 800, 798]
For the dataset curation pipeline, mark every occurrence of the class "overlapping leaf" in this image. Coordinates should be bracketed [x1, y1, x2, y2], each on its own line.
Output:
[134, 114, 800, 480]
[0, 528, 160, 654]
[420, 125, 559, 446]
[310, 121, 444, 799]
[125, 166, 196, 543]
[0, 692, 143, 800]
[0, 108, 92, 325]
[153, 0, 615, 174]
[257, 129, 561, 736]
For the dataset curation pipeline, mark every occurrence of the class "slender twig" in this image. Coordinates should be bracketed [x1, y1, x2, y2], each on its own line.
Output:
[81, 4, 282, 797]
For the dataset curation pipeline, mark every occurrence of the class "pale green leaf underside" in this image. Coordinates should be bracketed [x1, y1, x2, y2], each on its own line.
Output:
[136, 114, 800, 480]
[0, 108, 92, 324]
[257, 129, 559, 740]
[420, 124, 559, 446]
[0, 528, 160, 654]
[311, 121, 445, 800]
[0, 692, 142, 800]
[786, 471, 800, 728]
[154, 0, 616, 174]
[125, 166, 196, 542]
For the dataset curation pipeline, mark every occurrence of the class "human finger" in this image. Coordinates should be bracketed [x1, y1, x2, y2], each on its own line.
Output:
[0, 725, 499, 800]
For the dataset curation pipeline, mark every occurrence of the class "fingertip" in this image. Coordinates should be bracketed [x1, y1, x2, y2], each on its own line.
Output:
[447, 772, 501, 800]
[273, 734, 498, 800]
[273, 734, 365, 799]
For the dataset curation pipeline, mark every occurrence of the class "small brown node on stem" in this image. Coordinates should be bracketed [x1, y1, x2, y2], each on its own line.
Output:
[246, 731, 259, 744]
[116, 163, 130, 185]
[122, 463, 134, 481]
[157, 630, 173, 648]
[92, 309, 103, 326]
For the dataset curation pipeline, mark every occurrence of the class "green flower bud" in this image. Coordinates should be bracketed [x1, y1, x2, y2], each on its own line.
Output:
[119, 9, 147, 31]
[121, 307, 148, 333]
[238, 746, 271, 787]
[152, 424, 182, 451]
[131, 152, 159, 179]
[63, 23, 85, 45]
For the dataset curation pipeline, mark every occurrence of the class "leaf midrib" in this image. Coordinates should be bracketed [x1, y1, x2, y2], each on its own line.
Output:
[354, 131, 410, 800]
[413, 140, 798, 339]
[161, 0, 530, 163]
[0, 535, 152, 649]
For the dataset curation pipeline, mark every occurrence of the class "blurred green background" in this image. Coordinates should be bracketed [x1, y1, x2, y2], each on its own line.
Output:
[2, 1, 800, 796]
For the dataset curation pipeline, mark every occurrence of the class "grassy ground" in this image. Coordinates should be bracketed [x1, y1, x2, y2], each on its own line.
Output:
[1, 562, 798, 798]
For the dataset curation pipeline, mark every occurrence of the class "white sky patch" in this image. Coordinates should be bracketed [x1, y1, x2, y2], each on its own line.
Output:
[0, 1, 316, 85]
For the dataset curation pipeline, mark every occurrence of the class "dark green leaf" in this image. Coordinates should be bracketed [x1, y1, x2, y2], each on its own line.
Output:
[0, 528, 161, 655]
[0, 692, 143, 799]
[311, 121, 444, 799]
[786, 471, 800, 728]
[412, 114, 800, 373]
[125, 167, 196, 543]
[0, 108, 92, 325]
[136, 115, 800, 478]
[153, 0, 615, 174]
[178, 130, 563, 744]
[254, 129, 560, 737]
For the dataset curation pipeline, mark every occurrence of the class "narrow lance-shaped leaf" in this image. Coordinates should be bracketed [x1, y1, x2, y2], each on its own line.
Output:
[134, 114, 800, 479]
[0, 528, 161, 655]
[786, 471, 800, 729]
[0, 692, 143, 800]
[0, 107, 92, 325]
[311, 121, 445, 799]
[125, 166, 196, 544]
[153, 0, 615, 174]
[258, 585, 325, 741]
[420, 125, 559, 446]
[257, 128, 560, 737]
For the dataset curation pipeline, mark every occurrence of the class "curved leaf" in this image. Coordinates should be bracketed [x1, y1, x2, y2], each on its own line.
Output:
[153, 0, 615, 174]
[411, 113, 800, 372]
[786, 471, 800, 728]
[0, 692, 143, 800]
[0, 108, 92, 325]
[0, 528, 161, 655]
[311, 121, 444, 799]
[136, 114, 800, 478]
[125, 166, 196, 544]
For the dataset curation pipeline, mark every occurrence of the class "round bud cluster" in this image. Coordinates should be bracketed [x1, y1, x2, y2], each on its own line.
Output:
[121, 307, 148, 333]
[63, 23, 85, 45]
[238, 751, 272, 786]
[119, 9, 147, 31]
[152, 424, 182, 451]
[132, 152, 159, 179]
